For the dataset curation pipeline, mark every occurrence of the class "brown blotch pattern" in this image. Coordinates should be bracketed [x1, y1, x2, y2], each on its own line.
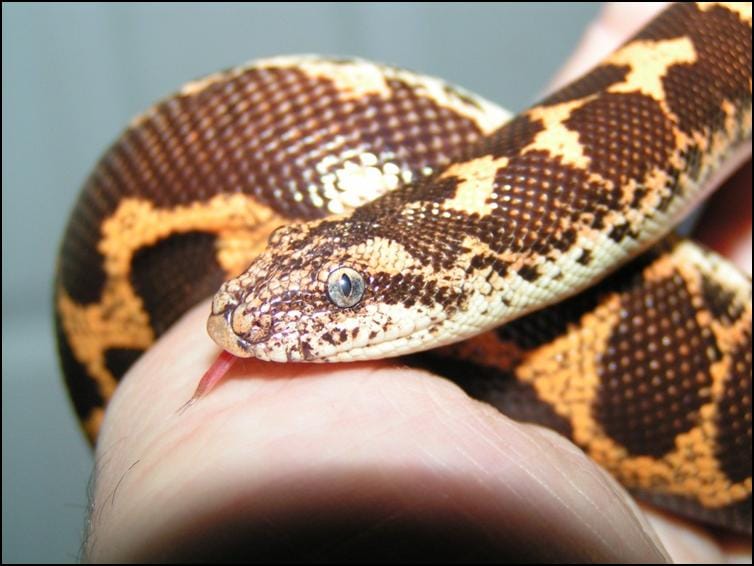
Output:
[55, 311, 104, 435]
[595, 270, 717, 457]
[715, 327, 752, 484]
[130, 231, 226, 336]
[431, 238, 752, 533]
[636, 3, 752, 137]
[702, 275, 746, 324]
[369, 272, 454, 311]
[103, 348, 145, 383]
[563, 92, 677, 190]
[487, 150, 611, 254]
[347, 141, 621, 278]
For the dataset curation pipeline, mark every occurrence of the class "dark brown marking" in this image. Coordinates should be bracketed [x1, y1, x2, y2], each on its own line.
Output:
[680, 146, 702, 186]
[564, 92, 677, 193]
[130, 231, 225, 336]
[300, 341, 315, 360]
[104, 348, 145, 382]
[608, 223, 633, 243]
[596, 270, 718, 457]
[57, 190, 110, 304]
[576, 249, 592, 266]
[320, 332, 336, 346]
[715, 327, 752, 484]
[366, 272, 459, 311]
[655, 167, 683, 213]
[55, 312, 104, 440]
[487, 114, 545, 159]
[490, 150, 619, 255]
[701, 275, 746, 325]
[469, 254, 509, 278]
[636, 4, 752, 139]
[517, 265, 539, 282]
[294, 144, 610, 276]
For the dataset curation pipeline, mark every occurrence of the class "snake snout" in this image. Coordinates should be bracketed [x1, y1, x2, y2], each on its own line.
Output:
[205, 310, 248, 358]
[207, 282, 259, 356]
[207, 275, 281, 357]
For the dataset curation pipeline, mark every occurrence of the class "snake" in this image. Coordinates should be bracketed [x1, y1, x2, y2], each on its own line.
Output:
[55, 3, 752, 534]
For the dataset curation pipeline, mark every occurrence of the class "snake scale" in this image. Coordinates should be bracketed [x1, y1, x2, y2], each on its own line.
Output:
[56, 3, 752, 534]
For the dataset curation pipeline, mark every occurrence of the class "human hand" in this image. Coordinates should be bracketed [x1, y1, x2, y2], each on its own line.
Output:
[88, 300, 671, 562]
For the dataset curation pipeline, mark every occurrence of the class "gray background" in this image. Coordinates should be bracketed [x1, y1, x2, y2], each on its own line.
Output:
[3, 3, 599, 562]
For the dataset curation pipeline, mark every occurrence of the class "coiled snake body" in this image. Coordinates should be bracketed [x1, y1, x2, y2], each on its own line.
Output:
[56, 3, 752, 533]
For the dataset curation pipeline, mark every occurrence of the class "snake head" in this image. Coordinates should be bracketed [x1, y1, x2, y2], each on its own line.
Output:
[206, 216, 469, 362]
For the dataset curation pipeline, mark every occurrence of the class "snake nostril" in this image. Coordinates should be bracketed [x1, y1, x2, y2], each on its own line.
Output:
[231, 306, 273, 344]
[211, 286, 241, 316]
[206, 309, 256, 358]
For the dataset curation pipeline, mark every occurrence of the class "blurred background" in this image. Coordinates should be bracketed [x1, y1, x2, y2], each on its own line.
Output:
[3, 3, 599, 562]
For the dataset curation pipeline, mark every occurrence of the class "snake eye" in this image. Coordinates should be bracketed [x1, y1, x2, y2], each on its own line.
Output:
[326, 267, 365, 308]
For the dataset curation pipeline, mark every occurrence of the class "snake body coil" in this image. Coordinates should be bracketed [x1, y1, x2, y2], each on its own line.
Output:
[56, 3, 752, 533]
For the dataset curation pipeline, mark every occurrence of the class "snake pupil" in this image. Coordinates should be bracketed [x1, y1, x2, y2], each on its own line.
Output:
[326, 266, 365, 308]
[339, 273, 352, 297]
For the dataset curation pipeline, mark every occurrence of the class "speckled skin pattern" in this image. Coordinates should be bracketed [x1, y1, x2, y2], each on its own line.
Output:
[56, 3, 751, 533]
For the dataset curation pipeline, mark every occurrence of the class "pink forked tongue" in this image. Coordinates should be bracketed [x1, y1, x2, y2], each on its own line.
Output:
[179, 350, 238, 413]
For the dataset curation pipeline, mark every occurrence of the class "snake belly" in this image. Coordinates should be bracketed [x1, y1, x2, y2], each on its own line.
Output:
[56, 3, 751, 533]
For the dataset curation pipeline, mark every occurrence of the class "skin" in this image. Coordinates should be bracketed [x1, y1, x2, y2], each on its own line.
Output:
[86, 4, 752, 562]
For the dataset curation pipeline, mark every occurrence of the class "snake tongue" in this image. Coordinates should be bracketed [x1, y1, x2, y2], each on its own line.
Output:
[179, 350, 238, 413]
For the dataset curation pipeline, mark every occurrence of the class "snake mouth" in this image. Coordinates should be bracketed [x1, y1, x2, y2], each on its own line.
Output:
[207, 307, 309, 362]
